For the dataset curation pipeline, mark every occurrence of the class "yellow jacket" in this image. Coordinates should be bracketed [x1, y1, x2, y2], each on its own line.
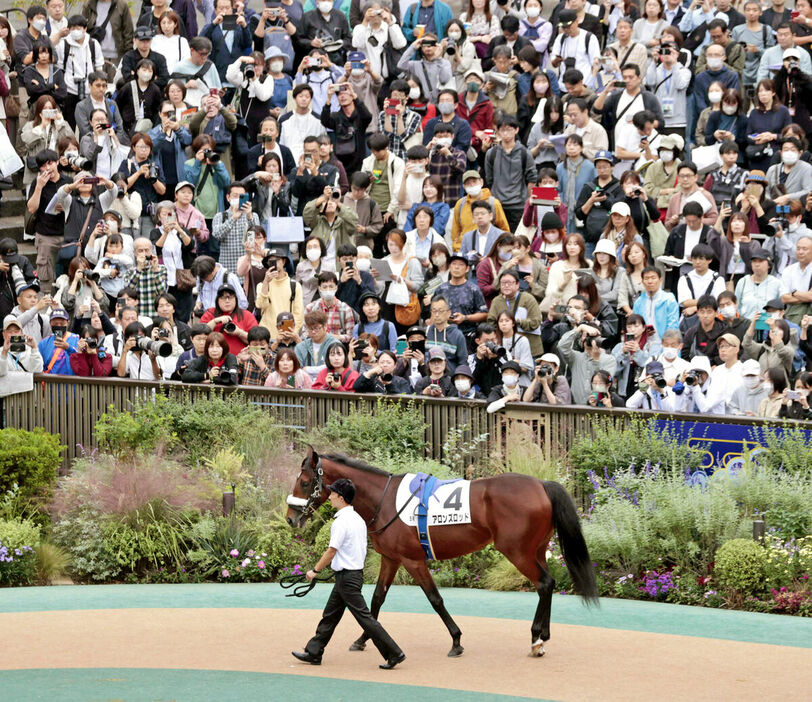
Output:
[449, 188, 510, 252]
[255, 273, 304, 339]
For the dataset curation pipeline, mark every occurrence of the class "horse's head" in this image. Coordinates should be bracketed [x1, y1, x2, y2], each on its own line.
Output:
[286, 446, 327, 528]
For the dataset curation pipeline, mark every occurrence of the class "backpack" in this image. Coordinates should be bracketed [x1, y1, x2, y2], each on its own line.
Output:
[684, 272, 720, 300]
[62, 40, 99, 76]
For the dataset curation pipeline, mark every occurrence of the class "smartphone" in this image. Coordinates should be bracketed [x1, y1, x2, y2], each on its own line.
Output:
[755, 312, 770, 331]
[344, 260, 354, 270]
[281, 318, 295, 332]
[350, 61, 364, 70]
[239, 193, 250, 208]
[791, 10, 800, 18]
[396, 339, 408, 355]
[614, 80, 626, 90]
[721, 199, 731, 210]
[222, 13, 238, 30]
[786, 390, 801, 401]
[166, 213, 177, 223]
[209, 88, 219, 98]
[408, 339, 425, 354]
[304, 154, 313, 163]
[385, 98, 400, 116]
[83, 176, 100, 185]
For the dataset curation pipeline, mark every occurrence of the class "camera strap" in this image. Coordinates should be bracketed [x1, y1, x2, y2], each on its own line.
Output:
[196, 164, 213, 195]
[60, 197, 96, 253]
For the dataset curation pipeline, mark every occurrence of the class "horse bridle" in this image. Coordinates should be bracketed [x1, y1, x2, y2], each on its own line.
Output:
[286, 458, 325, 522]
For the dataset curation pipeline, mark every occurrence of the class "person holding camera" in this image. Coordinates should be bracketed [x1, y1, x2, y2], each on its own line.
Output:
[312, 339, 360, 391]
[254, 247, 304, 339]
[352, 2, 406, 82]
[69, 323, 113, 377]
[115, 58, 163, 137]
[183, 135, 232, 258]
[298, 0, 352, 67]
[116, 322, 162, 379]
[672, 354, 726, 413]
[149, 201, 196, 321]
[181, 330, 240, 385]
[523, 353, 571, 405]
[611, 312, 663, 397]
[320, 81, 372, 178]
[226, 53, 273, 153]
[79, 109, 127, 182]
[414, 345, 453, 396]
[766, 138, 812, 208]
[60, 257, 109, 323]
[200, 283, 258, 356]
[20, 98, 74, 189]
[468, 321, 503, 395]
[211, 182, 261, 274]
[146, 101, 193, 201]
[304, 271, 356, 344]
[558, 321, 618, 405]
[625, 360, 679, 410]
[121, 237, 168, 317]
[303, 185, 360, 270]
[118, 133, 168, 237]
[397, 33, 452, 103]
[743, 310, 795, 378]
[234, 325, 272, 386]
[199, 0, 252, 82]
[54, 170, 119, 262]
[0, 317, 44, 382]
[38, 308, 79, 375]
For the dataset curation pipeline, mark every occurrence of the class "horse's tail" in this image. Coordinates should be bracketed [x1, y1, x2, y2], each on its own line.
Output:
[543, 481, 599, 606]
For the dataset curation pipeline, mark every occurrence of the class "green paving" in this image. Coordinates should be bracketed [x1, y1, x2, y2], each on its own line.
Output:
[0, 668, 547, 702]
[1, 584, 810, 648]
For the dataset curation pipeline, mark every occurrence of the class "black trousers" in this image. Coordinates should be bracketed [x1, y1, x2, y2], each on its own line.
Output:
[304, 569, 402, 660]
[502, 205, 525, 234]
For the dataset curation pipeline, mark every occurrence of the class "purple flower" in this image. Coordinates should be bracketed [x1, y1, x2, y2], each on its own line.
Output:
[257, 561, 266, 569]
[247, 550, 255, 557]
[221, 569, 230, 578]
[230, 549, 239, 557]
[241, 558, 250, 568]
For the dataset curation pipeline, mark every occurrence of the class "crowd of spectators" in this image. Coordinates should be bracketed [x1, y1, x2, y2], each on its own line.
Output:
[2, 0, 812, 420]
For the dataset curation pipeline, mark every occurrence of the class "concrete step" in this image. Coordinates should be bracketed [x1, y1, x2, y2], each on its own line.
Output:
[0, 214, 25, 244]
[17, 242, 36, 268]
[0, 190, 27, 218]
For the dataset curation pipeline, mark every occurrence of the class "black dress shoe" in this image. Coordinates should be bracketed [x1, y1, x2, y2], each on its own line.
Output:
[291, 650, 322, 665]
[379, 652, 406, 669]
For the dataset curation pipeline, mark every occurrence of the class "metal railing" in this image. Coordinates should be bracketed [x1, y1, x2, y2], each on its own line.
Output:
[3, 375, 811, 471]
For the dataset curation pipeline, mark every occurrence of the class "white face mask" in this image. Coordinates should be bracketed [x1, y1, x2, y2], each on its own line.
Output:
[502, 375, 519, 388]
[763, 382, 774, 395]
[269, 60, 284, 73]
[662, 346, 679, 360]
[592, 384, 607, 393]
[782, 151, 800, 166]
[659, 150, 674, 163]
[543, 232, 559, 242]
[306, 247, 321, 262]
[229, 197, 240, 210]
[435, 137, 453, 147]
[465, 184, 482, 197]
[743, 376, 761, 389]
[454, 379, 471, 394]
[722, 103, 737, 115]
[526, 5, 540, 17]
[318, 1, 333, 14]
[708, 89, 723, 104]
[408, 87, 421, 100]
[438, 102, 455, 115]
[137, 70, 153, 83]
[770, 312, 782, 320]
[719, 305, 737, 319]
[32, 18, 47, 32]
[431, 255, 447, 267]
[320, 289, 336, 301]
[351, 68, 365, 77]
[355, 258, 371, 272]
[447, 31, 462, 40]
[706, 58, 723, 71]
[70, 29, 85, 42]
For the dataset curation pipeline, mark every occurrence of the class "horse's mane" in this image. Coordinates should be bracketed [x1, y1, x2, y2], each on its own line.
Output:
[323, 453, 392, 477]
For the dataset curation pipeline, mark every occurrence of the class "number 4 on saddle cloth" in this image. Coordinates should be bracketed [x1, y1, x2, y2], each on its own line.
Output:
[395, 473, 472, 561]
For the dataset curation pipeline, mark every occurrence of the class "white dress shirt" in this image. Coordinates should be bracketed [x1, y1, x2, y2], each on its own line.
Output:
[328, 505, 367, 571]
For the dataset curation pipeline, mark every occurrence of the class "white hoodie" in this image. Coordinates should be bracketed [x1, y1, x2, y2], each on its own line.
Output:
[55, 33, 104, 95]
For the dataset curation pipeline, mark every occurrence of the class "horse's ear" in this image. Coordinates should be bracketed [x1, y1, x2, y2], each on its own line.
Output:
[306, 444, 319, 470]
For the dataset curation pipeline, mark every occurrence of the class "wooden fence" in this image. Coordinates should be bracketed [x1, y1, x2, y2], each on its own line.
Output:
[3, 375, 810, 473]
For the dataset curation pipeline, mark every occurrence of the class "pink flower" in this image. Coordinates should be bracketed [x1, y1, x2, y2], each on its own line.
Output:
[230, 549, 239, 557]
[247, 550, 255, 557]
[221, 569, 230, 578]
[241, 558, 250, 568]
[257, 561, 266, 569]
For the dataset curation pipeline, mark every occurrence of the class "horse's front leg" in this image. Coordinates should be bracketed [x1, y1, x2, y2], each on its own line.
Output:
[350, 554, 400, 651]
[402, 557, 464, 657]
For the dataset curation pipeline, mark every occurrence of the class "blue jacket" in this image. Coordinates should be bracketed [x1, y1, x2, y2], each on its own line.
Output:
[38, 333, 79, 375]
[693, 67, 740, 113]
[148, 125, 192, 184]
[423, 115, 472, 153]
[459, 225, 504, 260]
[556, 158, 597, 208]
[405, 201, 450, 234]
[183, 158, 231, 214]
[402, 0, 453, 42]
[200, 22, 253, 82]
[633, 290, 680, 339]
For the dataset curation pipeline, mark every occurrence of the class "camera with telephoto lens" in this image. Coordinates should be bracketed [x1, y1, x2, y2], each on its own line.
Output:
[84, 270, 101, 284]
[67, 154, 92, 170]
[380, 372, 394, 382]
[684, 371, 699, 386]
[633, 187, 644, 196]
[135, 334, 172, 357]
[446, 37, 456, 55]
[86, 337, 98, 350]
[223, 321, 237, 334]
[484, 341, 506, 358]
[148, 162, 159, 179]
[202, 149, 221, 164]
[651, 373, 667, 389]
[242, 63, 255, 79]
[9, 335, 26, 353]
[788, 58, 800, 71]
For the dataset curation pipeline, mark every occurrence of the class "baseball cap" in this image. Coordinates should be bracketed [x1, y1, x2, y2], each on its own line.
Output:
[646, 360, 665, 375]
[764, 298, 785, 311]
[745, 170, 767, 184]
[610, 202, 631, 217]
[50, 308, 69, 321]
[15, 279, 40, 296]
[427, 347, 447, 361]
[134, 26, 154, 40]
[174, 181, 194, 194]
[559, 9, 577, 26]
[3, 315, 21, 331]
[327, 478, 355, 504]
[593, 150, 614, 164]
[783, 47, 802, 60]
[448, 252, 470, 266]
[216, 285, 238, 299]
[750, 247, 771, 262]
[501, 360, 522, 374]
[276, 311, 294, 325]
[405, 325, 427, 338]
[462, 170, 482, 183]
[540, 353, 560, 366]
[741, 359, 761, 376]
[718, 333, 741, 348]
[453, 364, 474, 379]
[347, 51, 365, 62]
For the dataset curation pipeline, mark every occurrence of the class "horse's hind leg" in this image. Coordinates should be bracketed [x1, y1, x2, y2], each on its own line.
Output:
[401, 557, 464, 657]
[349, 554, 399, 652]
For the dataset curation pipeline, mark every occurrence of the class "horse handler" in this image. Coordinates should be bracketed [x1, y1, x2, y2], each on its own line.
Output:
[292, 478, 406, 670]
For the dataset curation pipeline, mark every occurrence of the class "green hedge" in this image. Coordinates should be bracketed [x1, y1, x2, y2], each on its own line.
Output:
[0, 428, 63, 505]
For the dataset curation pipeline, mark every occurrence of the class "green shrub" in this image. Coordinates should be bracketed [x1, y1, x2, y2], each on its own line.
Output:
[0, 428, 63, 506]
[51, 510, 121, 582]
[714, 539, 768, 598]
[35, 541, 71, 584]
[752, 425, 812, 476]
[322, 399, 426, 460]
[95, 399, 175, 455]
[0, 518, 41, 584]
[481, 554, 530, 591]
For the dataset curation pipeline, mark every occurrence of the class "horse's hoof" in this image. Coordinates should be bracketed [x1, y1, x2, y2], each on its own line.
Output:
[349, 639, 367, 651]
[529, 639, 545, 658]
[447, 645, 464, 657]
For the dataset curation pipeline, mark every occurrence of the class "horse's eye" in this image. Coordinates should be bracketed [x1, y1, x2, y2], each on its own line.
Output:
[301, 480, 310, 489]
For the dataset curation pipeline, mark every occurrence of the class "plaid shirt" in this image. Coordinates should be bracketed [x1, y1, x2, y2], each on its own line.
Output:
[429, 147, 467, 205]
[123, 265, 168, 317]
[303, 298, 356, 342]
[377, 108, 422, 160]
[238, 350, 271, 386]
[211, 210, 261, 276]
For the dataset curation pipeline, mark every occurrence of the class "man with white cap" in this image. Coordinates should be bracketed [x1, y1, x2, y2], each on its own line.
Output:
[710, 332, 743, 401]
[672, 354, 726, 414]
[757, 32, 812, 83]
[625, 360, 679, 411]
[727, 358, 769, 415]
[522, 353, 571, 405]
[0, 316, 44, 380]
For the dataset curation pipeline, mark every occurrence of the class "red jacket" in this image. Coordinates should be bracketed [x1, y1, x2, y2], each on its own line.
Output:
[456, 93, 495, 152]
[200, 308, 258, 356]
[69, 350, 113, 377]
[312, 366, 359, 391]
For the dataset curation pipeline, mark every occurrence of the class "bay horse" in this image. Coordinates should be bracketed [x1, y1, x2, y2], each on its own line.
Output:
[286, 447, 598, 658]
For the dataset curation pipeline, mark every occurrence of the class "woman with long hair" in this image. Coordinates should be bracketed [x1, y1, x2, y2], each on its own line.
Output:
[705, 88, 748, 154]
[181, 331, 239, 385]
[617, 241, 649, 316]
[590, 238, 622, 308]
[58, 256, 108, 321]
[576, 274, 620, 342]
[460, 0, 500, 59]
[611, 312, 662, 397]
[757, 366, 789, 418]
[22, 40, 67, 109]
[227, 50, 274, 150]
[528, 94, 564, 168]
[476, 232, 515, 306]
[153, 292, 193, 351]
[632, 0, 667, 48]
[404, 175, 450, 234]
[556, 134, 596, 235]
[500, 234, 548, 303]
[746, 79, 792, 172]
[495, 309, 533, 382]
[599, 201, 643, 260]
[443, 20, 477, 91]
[265, 347, 313, 389]
[247, 151, 291, 225]
[517, 70, 553, 144]
[543, 233, 590, 312]
[743, 315, 794, 379]
[237, 225, 271, 314]
[151, 11, 190, 74]
[199, 284, 259, 355]
[404, 205, 447, 265]
[149, 201, 196, 320]
[312, 339, 360, 391]
[708, 211, 758, 287]
[19, 95, 73, 186]
[382, 229, 424, 332]
[695, 79, 726, 147]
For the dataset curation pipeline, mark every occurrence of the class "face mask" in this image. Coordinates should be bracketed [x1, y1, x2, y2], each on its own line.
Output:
[64, 150, 79, 159]
[782, 151, 800, 166]
[454, 379, 471, 394]
[351, 68, 365, 78]
[409, 87, 421, 100]
[105, 220, 118, 234]
[306, 247, 321, 262]
[466, 81, 481, 93]
[719, 305, 737, 319]
[763, 382, 774, 395]
[465, 184, 482, 197]
[438, 102, 455, 115]
[432, 255, 447, 267]
[534, 82, 549, 95]
[502, 374, 519, 388]
[70, 29, 85, 42]
[229, 197, 240, 210]
[770, 312, 781, 320]
[662, 346, 678, 360]
[543, 232, 559, 242]
[33, 18, 47, 32]
[722, 103, 737, 115]
[659, 150, 674, 163]
[269, 60, 284, 73]
[526, 5, 540, 17]
[788, 220, 800, 232]
[708, 89, 723, 103]
[137, 70, 152, 82]
[435, 137, 453, 147]
[498, 250, 512, 261]
[448, 31, 462, 40]
[592, 384, 607, 393]
[706, 58, 723, 71]
[320, 289, 335, 301]
[409, 165, 425, 176]
[356, 258, 371, 272]
[317, 1, 333, 14]
[743, 376, 760, 389]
